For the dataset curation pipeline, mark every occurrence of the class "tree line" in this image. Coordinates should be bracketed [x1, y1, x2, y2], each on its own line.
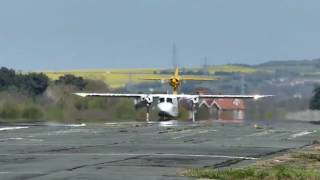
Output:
[0, 67, 89, 96]
[0, 67, 49, 96]
[0, 67, 141, 122]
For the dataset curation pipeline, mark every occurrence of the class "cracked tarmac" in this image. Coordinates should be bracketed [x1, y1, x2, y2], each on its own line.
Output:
[0, 120, 319, 180]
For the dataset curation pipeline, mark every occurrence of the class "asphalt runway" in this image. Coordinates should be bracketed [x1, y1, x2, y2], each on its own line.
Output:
[0, 119, 319, 180]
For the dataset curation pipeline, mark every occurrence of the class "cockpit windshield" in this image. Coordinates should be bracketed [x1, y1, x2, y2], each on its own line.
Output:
[159, 98, 165, 103]
[167, 98, 173, 103]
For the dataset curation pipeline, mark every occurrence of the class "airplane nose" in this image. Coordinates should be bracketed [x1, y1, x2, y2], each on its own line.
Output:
[157, 103, 173, 112]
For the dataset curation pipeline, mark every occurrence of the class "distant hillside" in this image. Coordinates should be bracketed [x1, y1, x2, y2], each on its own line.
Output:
[255, 58, 320, 74]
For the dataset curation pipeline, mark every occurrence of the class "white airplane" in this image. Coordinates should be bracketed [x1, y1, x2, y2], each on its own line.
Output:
[74, 68, 273, 122]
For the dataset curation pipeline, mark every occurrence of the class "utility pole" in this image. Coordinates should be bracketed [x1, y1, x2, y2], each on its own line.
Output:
[203, 56, 209, 75]
[172, 42, 177, 69]
[240, 74, 245, 94]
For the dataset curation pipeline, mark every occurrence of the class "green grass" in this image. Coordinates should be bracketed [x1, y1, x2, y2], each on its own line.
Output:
[184, 165, 320, 180]
[183, 145, 320, 180]
[292, 153, 320, 161]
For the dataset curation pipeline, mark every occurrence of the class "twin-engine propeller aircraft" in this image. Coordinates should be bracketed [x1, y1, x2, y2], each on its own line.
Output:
[74, 68, 272, 122]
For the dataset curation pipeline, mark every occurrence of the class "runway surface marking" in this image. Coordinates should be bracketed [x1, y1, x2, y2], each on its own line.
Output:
[288, 130, 317, 139]
[0, 127, 29, 131]
[43, 123, 87, 127]
[163, 129, 193, 135]
[62, 123, 86, 127]
[0, 137, 24, 141]
[0, 137, 44, 142]
[0, 171, 44, 174]
[45, 129, 96, 135]
[172, 129, 217, 139]
[0, 153, 258, 160]
[247, 130, 275, 137]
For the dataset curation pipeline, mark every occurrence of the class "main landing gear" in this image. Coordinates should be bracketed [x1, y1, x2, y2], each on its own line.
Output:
[190, 97, 199, 122]
[146, 103, 151, 122]
[191, 102, 196, 122]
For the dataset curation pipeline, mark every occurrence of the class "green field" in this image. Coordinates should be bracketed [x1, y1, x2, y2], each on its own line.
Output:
[183, 144, 320, 180]
[44, 65, 257, 88]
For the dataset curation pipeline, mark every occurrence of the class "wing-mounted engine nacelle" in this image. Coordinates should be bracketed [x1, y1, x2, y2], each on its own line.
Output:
[141, 95, 153, 104]
[189, 97, 200, 122]
[191, 97, 199, 104]
[134, 95, 153, 109]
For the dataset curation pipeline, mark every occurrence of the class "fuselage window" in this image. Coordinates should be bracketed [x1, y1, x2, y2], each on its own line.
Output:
[159, 98, 165, 103]
[167, 98, 173, 103]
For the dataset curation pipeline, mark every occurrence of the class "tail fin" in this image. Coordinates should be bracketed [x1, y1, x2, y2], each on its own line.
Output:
[174, 67, 179, 77]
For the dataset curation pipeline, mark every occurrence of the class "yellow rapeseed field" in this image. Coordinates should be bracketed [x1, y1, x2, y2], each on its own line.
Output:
[45, 69, 167, 88]
[207, 65, 256, 74]
[44, 66, 256, 88]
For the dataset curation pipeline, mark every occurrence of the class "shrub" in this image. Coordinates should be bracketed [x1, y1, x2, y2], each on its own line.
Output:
[55, 74, 87, 90]
[0, 104, 20, 119]
[310, 86, 320, 110]
[22, 107, 43, 119]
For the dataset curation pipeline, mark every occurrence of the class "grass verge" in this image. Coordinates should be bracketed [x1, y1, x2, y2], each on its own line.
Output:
[184, 165, 320, 180]
[183, 143, 320, 180]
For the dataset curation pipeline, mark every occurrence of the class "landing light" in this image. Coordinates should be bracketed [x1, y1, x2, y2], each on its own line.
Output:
[73, 93, 88, 97]
[253, 95, 262, 100]
[253, 95, 274, 100]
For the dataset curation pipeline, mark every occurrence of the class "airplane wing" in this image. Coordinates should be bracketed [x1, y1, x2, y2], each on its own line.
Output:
[142, 77, 218, 81]
[74, 93, 144, 98]
[197, 94, 273, 100]
[176, 94, 273, 100]
[181, 77, 218, 81]
[141, 78, 165, 81]
[74, 93, 273, 100]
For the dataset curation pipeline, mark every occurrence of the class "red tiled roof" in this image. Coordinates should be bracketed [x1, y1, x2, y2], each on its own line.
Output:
[215, 98, 245, 110]
[203, 98, 245, 110]
[196, 89, 245, 110]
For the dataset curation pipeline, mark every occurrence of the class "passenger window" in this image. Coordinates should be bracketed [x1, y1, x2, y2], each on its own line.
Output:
[159, 98, 165, 103]
[167, 98, 173, 103]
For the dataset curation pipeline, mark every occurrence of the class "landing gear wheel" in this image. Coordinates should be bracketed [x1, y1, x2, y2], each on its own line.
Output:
[146, 104, 151, 122]
[192, 103, 196, 122]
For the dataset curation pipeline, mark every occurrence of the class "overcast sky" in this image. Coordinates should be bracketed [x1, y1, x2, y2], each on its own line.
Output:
[0, 0, 320, 70]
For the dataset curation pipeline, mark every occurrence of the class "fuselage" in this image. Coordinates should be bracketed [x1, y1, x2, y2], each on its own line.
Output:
[156, 95, 179, 118]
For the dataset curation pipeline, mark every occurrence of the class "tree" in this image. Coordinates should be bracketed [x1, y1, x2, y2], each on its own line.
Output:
[55, 74, 87, 90]
[0, 67, 16, 90]
[19, 73, 49, 95]
[310, 86, 320, 110]
[0, 67, 49, 95]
